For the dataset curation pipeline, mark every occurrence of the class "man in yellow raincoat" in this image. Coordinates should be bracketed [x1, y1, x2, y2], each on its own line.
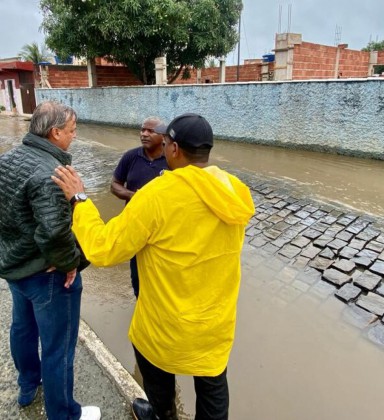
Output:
[52, 113, 255, 420]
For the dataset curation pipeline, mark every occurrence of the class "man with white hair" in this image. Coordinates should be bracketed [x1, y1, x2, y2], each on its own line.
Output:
[0, 101, 100, 420]
[111, 116, 168, 297]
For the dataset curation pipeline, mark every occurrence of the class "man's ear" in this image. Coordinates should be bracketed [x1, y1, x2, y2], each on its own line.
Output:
[172, 141, 179, 157]
[49, 127, 60, 141]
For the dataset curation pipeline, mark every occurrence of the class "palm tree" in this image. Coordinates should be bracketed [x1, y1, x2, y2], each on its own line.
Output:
[19, 42, 50, 64]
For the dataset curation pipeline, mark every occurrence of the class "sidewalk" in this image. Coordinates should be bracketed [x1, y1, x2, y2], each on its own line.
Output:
[0, 280, 145, 420]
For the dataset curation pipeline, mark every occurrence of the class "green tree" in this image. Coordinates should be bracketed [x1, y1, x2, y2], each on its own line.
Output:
[40, 0, 242, 84]
[19, 42, 50, 64]
[362, 40, 384, 52]
[374, 65, 384, 75]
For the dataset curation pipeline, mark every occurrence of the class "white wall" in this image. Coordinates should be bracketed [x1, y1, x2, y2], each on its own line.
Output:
[36, 79, 384, 159]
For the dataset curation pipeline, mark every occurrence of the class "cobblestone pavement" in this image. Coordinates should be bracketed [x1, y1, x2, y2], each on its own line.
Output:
[238, 171, 384, 348]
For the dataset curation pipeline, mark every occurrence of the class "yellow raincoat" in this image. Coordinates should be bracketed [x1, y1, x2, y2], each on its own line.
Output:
[72, 165, 255, 376]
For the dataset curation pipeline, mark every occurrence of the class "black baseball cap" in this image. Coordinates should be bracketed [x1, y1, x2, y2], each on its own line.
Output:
[155, 113, 213, 149]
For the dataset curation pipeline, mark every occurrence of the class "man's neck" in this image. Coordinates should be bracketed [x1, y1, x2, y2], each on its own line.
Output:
[191, 162, 208, 169]
[172, 161, 209, 170]
[144, 147, 163, 161]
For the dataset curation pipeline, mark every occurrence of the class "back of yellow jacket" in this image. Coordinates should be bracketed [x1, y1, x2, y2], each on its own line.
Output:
[72, 165, 255, 376]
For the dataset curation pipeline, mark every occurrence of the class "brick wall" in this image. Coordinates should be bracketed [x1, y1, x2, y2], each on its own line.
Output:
[377, 51, 384, 73]
[292, 42, 371, 79]
[44, 66, 88, 88]
[293, 42, 338, 79]
[36, 44, 384, 88]
[39, 65, 142, 88]
[226, 64, 263, 82]
[338, 49, 370, 78]
[95, 66, 143, 86]
[174, 63, 262, 84]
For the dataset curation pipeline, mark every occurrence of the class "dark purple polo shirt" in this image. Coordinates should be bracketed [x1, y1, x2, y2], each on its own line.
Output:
[113, 146, 168, 194]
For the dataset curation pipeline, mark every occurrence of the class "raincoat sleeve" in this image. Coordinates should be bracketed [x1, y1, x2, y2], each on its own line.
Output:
[71, 197, 152, 267]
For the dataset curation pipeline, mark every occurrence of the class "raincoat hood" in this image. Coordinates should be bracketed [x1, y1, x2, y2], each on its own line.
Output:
[170, 165, 254, 225]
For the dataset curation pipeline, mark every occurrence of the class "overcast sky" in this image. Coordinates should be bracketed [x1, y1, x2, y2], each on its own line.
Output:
[0, 0, 382, 64]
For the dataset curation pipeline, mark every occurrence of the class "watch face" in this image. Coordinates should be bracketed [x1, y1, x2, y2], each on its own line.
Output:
[77, 192, 88, 201]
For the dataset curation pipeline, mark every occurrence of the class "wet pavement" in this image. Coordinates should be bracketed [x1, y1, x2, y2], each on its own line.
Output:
[0, 169, 384, 420]
[240, 170, 384, 341]
[0, 280, 144, 420]
[2, 169, 384, 419]
[2, 116, 384, 418]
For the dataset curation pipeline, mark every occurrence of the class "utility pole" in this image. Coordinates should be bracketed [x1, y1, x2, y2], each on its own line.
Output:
[237, 12, 241, 81]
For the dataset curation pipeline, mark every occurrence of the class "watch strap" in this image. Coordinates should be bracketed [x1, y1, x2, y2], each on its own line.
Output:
[69, 195, 77, 206]
[69, 193, 88, 206]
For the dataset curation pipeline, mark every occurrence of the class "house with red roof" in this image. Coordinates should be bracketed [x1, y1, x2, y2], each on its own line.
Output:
[0, 58, 36, 115]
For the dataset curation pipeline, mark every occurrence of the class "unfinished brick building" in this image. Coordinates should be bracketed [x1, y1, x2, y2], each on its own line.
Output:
[31, 33, 384, 89]
[176, 33, 384, 84]
[2, 32, 384, 114]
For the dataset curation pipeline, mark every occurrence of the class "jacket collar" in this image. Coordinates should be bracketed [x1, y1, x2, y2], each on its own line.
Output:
[22, 132, 72, 166]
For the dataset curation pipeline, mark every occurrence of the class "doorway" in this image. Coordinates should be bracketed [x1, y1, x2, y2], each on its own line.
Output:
[6, 80, 17, 112]
[20, 83, 36, 114]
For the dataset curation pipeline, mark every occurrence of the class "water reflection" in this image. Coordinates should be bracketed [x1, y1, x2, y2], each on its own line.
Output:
[75, 121, 384, 216]
[1, 116, 384, 217]
[72, 139, 120, 194]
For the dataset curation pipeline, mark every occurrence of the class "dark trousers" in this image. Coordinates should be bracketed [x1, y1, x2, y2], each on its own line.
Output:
[130, 256, 139, 298]
[133, 346, 229, 420]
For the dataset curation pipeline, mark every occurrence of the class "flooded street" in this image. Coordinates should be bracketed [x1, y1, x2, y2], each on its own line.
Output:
[2, 116, 384, 419]
[3, 117, 382, 214]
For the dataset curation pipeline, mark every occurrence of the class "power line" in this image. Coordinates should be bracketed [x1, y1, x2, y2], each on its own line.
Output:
[242, 13, 250, 59]
[237, 11, 241, 80]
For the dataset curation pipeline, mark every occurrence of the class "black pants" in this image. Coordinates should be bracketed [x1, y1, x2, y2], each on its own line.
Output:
[130, 256, 139, 298]
[133, 346, 229, 420]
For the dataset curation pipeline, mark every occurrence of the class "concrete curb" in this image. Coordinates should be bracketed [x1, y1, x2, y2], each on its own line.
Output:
[79, 319, 146, 404]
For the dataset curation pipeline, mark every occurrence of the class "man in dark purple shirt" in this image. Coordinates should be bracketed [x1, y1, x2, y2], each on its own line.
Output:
[111, 116, 168, 297]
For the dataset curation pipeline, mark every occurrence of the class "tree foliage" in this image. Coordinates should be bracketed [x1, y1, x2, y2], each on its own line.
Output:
[362, 40, 384, 52]
[19, 42, 50, 64]
[40, 0, 242, 84]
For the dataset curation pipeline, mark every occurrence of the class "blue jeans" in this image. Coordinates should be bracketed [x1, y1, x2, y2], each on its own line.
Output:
[7, 270, 83, 420]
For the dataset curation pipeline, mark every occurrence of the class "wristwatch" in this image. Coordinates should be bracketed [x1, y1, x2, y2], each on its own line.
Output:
[70, 192, 88, 206]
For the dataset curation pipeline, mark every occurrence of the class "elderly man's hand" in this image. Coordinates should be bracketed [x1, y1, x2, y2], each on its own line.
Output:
[52, 165, 85, 201]
[64, 268, 77, 288]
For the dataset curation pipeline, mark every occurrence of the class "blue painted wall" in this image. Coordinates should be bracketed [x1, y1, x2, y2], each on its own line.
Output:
[36, 79, 384, 159]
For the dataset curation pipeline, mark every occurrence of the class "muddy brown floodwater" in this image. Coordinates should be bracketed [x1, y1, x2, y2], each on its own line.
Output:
[2, 116, 384, 419]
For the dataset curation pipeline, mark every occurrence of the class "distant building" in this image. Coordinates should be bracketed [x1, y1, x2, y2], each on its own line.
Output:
[3, 33, 383, 107]
[0, 58, 36, 114]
